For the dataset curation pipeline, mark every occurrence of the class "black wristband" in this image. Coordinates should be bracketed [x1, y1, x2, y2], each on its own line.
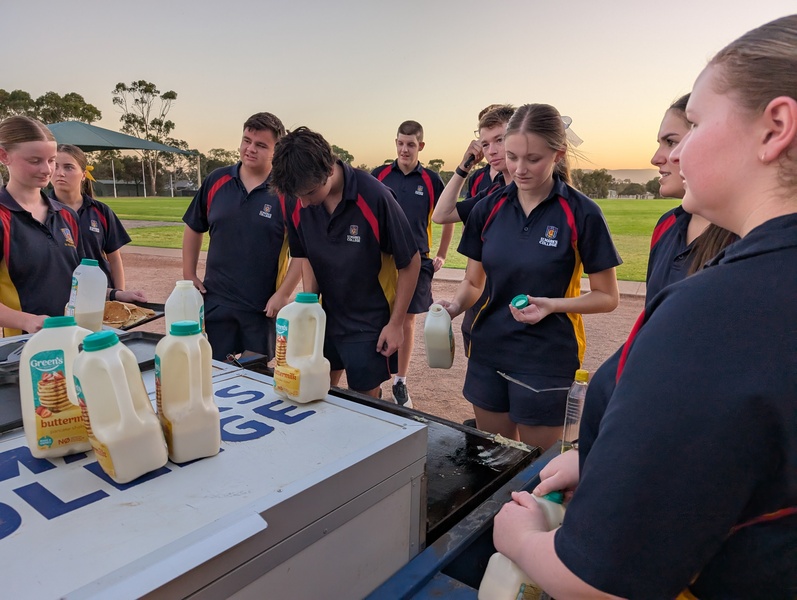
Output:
[109, 289, 118, 301]
[455, 166, 469, 178]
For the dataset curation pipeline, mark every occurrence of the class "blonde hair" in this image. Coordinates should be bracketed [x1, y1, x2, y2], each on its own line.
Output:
[506, 104, 571, 184]
[710, 15, 797, 188]
[0, 116, 55, 151]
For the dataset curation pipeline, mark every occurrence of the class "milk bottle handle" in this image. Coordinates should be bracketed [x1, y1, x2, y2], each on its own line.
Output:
[185, 338, 202, 405]
[107, 356, 143, 428]
[311, 311, 326, 362]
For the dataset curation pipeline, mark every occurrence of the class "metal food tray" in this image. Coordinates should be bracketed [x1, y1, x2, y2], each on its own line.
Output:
[116, 301, 165, 331]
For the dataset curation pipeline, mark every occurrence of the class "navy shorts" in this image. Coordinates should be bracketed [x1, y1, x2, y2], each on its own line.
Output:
[204, 301, 276, 362]
[325, 335, 398, 392]
[408, 257, 434, 314]
[463, 359, 571, 426]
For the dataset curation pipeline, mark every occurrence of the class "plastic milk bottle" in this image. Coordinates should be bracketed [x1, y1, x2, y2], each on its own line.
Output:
[424, 303, 455, 368]
[73, 331, 168, 484]
[155, 320, 220, 463]
[165, 280, 205, 333]
[66, 258, 108, 332]
[478, 492, 566, 600]
[273, 293, 330, 403]
[20, 316, 92, 458]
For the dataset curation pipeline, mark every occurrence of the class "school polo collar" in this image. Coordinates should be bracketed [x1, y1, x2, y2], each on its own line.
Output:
[230, 162, 272, 191]
[0, 188, 62, 212]
[387, 160, 424, 175]
[339, 160, 361, 204]
[505, 175, 569, 208]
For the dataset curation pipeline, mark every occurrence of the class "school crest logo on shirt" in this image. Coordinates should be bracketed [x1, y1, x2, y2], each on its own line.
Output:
[415, 185, 425, 196]
[89, 219, 101, 233]
[539, 225, 559, 247]
[259, 203, 273, 218]
[347, 225, 361, 243]
[61, 228, 76, 248]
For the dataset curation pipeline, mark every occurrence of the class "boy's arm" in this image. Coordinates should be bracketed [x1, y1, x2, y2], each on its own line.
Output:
[264, 258, 303, 317]
[182, 226, 206, 293]
[433, 223, 454, 271]
[432, 140, 483, 224]
[376, 251, 421, 357]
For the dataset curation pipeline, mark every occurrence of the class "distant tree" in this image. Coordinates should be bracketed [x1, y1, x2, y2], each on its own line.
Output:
[573, 168, 612, 198]
[428, 158, 444, 173]
[117, 155, 146, 196]
[0, 88, 101, 123]
[439, 170, 455, 185]
[620, 182, 646, 196]
[383, 158, 393, 165]
[112, 80, 178, 195]
[354, 163, 371, 171]
[331, 145, 353, 164]
[645, 176, 661, 198]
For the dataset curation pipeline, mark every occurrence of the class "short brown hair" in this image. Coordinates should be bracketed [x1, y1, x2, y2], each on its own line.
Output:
[478, 105, 515, 132]
[243, 112, 286, 139]
[270, 127, 335, 198]
[397, 120, 423, 142]
[0, 116, 55, 151]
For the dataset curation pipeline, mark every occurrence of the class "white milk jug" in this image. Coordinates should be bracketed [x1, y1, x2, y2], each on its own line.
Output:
[478, 492, 566, 600]
[155, 320, 220, 463]
[165, 280, 205, 333]
[66, 258, 108, 332]
[273, 293, 330, 403]
[20, 316, 92, 458]
[73, 331, 168, 484]
[424, 303, 455, 369]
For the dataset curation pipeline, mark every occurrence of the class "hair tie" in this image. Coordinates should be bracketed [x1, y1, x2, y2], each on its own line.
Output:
[84, 165, 96, 182]
[561, 116, 584, 147]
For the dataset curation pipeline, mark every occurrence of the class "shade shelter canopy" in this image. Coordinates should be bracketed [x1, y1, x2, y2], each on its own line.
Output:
[47, 121, 192, 154]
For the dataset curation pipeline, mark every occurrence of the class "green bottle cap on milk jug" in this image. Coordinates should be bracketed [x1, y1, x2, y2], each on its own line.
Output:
[511, 294, 529, 309]
[170, 320, 201, 336]
[295, 293, 319, 303]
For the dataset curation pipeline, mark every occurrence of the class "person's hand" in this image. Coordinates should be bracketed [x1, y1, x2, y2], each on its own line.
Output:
[376, 321, 403, 357]
[494, 491, 550, 559]
[188, 275, 206, 294]
[460, 140, 484, 171]
[534, 449, 580, 500]
[264, 292, 290, 318]
[116, 289, 148, 303]
[24, 314, 46, 334]
[436, 299, 460, 318]
[509, 296, 554, 325]
[432, 256, 445, 272]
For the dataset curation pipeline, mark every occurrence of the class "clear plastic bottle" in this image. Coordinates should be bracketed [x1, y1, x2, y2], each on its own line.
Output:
[424, 303, 455, 369]
[66, 258, 108, 332]
[165, 280, 205, 333]
[561, 369, 589, 453]
[479, 492, 566, 600]
[155, 320, 220, 463]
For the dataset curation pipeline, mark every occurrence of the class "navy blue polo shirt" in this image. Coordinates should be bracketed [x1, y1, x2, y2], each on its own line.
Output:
[286, 162, 418, 338]
[0, 188, 82, 334]
[645, 205, 694, 302]
[372, 161, 444, 256]
[458, 178, 621, 376]
[51, 193, 130, 288]
[557, 213, 797, 598]
[183, 163, 289, 313]
[456, 173, 505, 223]
[465, 164, 494, 199]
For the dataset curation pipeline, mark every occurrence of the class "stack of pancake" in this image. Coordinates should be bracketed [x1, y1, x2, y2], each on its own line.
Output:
[38, 371, 72, 413]
[103, 301, 155, 329]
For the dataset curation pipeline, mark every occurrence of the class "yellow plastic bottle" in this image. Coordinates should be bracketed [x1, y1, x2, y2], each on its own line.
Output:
[478, 492, 566, 600]
[73, 331, 168, 484]
[20, 316, 92, 458]
[424, 303, 455, 369]
[155, 320, 220, 463]
[273, 293, 330, 403]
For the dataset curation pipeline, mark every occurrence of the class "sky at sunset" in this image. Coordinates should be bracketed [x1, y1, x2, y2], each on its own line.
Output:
[2, 1, 795, 172]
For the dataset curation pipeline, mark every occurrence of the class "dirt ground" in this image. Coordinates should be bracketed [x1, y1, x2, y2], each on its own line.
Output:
[123, 252, 644, 424]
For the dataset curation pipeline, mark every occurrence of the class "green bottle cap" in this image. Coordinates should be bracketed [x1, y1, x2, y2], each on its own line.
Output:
[543, 491, 565, 504]
[296, 292, 319, 304]
[80, 258, 99, 267]
[43, 316, 77, 329]
[511, 294, 529, 309]
[82, 330, 119, 352]
[170, 320, 201, 336]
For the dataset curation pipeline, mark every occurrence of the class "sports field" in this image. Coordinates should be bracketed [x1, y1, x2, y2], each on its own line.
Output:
[104, 197, 680, 282]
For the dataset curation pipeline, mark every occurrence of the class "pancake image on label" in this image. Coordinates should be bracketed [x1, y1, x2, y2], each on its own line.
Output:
[38, 371, 73, 413]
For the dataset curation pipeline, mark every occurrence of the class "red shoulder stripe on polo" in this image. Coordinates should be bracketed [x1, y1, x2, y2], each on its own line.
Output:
[471, 172, 485, 197]
[61, 210, 79, 248]
[650, 213, 677, 249]
[291, 199, 301, 229]
[206, 174, 233, 218]
[375, 165, 392, 182]
[356, 195, 380, 244]
[278, 194, 286, 220]
[616, 308, 647, 383]
[558, 197, 577, 249]
[91, 205, 108, 230]
[0, 206, 11, 269]
[419, 169, 435, 213]
[730, 507, 797, 535]
[481, 195, 508, 241]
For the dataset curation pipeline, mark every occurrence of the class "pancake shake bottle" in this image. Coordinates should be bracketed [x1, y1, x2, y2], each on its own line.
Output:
[165, 280, 205, 333]
[155, 320, 220, 463]
[424, 303, 455, 369]
[73, 331, 168, 484]
[20, 316, 92, 458]
[66, 258, 108, 332]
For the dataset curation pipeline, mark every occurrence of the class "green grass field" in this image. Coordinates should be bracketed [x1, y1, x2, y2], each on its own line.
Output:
[104, 197, 680, 282]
